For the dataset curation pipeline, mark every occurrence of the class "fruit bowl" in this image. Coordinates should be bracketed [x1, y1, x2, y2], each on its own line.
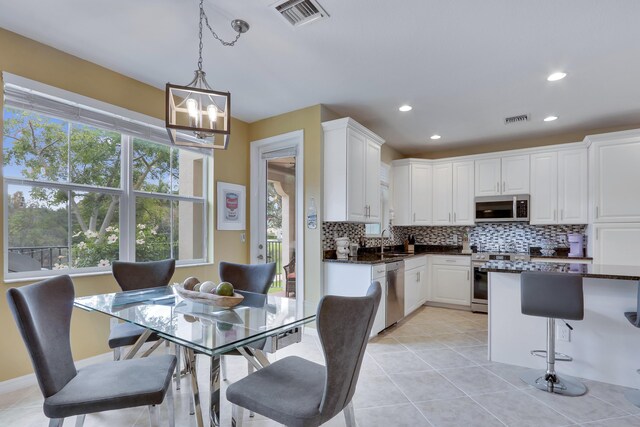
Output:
[173, 283, 244, 308]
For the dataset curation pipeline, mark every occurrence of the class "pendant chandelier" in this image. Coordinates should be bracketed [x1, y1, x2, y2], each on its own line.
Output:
[165, 0, 249, 150]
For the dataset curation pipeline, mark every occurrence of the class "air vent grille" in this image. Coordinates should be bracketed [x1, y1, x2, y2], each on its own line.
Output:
[504, 114, 530, 125]
[275, 0, 329, 26]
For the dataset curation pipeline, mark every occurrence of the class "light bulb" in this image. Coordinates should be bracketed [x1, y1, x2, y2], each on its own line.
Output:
[207, 104, 218, 122]
[186, 99, 198, 118]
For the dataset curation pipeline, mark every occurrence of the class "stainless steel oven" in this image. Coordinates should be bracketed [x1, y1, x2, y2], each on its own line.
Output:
[471, 252, 530, 313]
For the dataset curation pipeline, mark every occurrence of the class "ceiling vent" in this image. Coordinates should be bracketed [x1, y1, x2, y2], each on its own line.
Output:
[274, 0, 329, 27]
[504, 114, 530, 125]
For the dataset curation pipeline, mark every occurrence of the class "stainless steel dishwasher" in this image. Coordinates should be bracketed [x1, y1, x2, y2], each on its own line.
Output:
[385, 261, 405, 328]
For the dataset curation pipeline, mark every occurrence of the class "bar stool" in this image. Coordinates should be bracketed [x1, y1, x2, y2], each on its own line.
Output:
[519, 271, 587, 396]
[623, 290, 640, 407]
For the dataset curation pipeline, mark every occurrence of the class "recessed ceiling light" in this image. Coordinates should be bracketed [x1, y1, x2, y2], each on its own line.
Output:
[543, 115, 558, 122]
[430, 134, 441, 140]
[399, 105, 412, 112]
[547, 72, 567, 82]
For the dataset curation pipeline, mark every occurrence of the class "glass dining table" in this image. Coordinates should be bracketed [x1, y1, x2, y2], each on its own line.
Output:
[74, 286, 316, 427]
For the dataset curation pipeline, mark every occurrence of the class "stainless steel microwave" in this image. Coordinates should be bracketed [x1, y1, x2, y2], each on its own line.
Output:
[475, 195, 530, 223]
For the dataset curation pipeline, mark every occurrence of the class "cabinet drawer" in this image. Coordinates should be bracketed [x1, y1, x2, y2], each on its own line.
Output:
[372, 264, 386, 279]
[431, 255, 470, 267]
[404, 255, 427, 271]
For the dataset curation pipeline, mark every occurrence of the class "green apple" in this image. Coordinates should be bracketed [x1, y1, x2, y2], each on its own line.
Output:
[215, 282, 235, 297]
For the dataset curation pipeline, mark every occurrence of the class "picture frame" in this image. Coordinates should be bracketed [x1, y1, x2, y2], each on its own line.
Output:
[216, 181, 246, 231]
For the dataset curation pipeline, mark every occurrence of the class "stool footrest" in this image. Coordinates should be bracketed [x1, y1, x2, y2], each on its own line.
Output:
[530, 350, 573, 362]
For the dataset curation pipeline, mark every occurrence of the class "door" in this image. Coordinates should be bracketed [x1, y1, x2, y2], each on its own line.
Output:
[365, 138, 381, 221]
[432, 163, 453, 225]
[501, 155, 530, 195]
[412, 163, 432, 225]
[593, 140, 640, 222]
[558, 149, 588, 224]
[452, 161, 474, 225]
[251, 131, 304, 308]
[593, 223, 640, 266]
[530, 152, 558, 224]
[347, 129, 367, 222]
[432, 265, 471, 306]
[475, 158, 501, 196]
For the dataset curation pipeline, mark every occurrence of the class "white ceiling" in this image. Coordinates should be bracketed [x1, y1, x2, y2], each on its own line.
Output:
[1, 0, 640, 154]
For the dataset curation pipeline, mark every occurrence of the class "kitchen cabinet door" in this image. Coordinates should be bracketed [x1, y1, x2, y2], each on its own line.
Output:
[431, 265, 471, 306]
[475, 158, 501, 196]
[593, 223, 640, 267]
[418, 265, 429, 304]
[412, 163, 432, 225]
[391, 164, 411, 226]
[365, 138, 381, 221]
[346, 129, 367, 222]
[558, 149, 588, 224]
[501, 155, 530, 195]
[592, 139, 640, 222]
[452, 160, 475, 225]
[432, 163, 453, 225]
[530, 152, 558, 224]
[404, 267, 422, 316]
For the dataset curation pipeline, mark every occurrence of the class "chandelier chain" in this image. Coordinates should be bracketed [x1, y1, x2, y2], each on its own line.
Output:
[197, 0, 244, 71]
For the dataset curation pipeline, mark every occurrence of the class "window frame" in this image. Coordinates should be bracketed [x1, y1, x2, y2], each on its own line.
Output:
[3, 108, 210, 281]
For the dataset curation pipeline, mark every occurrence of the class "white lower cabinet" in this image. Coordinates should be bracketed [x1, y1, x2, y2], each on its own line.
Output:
[404, 256, 428, 316]
[324, 262, 386, 337]
[430, 256, 471, 306]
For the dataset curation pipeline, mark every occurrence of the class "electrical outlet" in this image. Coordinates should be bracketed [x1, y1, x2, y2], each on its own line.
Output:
[240, 233, 246, 243]
[557, 323, 571, 342]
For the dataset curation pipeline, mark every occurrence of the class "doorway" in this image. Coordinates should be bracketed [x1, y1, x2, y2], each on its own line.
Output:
[250, 131, 304, 311]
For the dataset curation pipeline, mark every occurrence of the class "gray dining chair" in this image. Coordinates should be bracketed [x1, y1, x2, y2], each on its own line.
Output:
[6, 275, 177, 427]
[108, 259, 176, 361]
[218, 261, 277, 383]
[226, 281, 381, 427]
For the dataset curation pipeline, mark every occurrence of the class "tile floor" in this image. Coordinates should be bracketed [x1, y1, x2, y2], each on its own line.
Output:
[2, 306, 640, 426]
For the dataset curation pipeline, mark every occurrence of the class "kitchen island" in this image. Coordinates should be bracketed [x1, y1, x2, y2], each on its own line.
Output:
[481, 261, 640, 387]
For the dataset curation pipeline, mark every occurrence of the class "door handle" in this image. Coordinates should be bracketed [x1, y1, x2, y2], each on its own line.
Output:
[257, 254, 264, 260]
[503, 181, 506, 192]
[596, 206, 599, 219]
[453, 212, 456, 222]
[496, 182, 499, 192]
[467, 270, 470, 281]
[413, 213, 416, 222]
[417, 272, 421, 282]
[560, 209, 564, 221]
[448, 212, 451, 222]
[554, 210, 557, 221]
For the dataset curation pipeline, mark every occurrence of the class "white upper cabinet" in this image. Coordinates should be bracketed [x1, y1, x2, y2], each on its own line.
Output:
[432, 163, 453, 225]
[452, 161, 475, 225]
[589, 132, 640, 223]
[501, 155, 530, 195]
[475, 158, 501, 196]
[475, 155, 529, 196]
[323, 118, 384, 223]
[530, 152, 559, 224]
[529, 149, 588, 225]
[365, 138, 381, 221]
[392, 161, 432, 226]
[592, 223, 640, 266]
[558, 149, 588, 224]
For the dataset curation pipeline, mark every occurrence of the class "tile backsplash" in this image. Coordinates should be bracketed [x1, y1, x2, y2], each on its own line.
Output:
[322, 222, 587, 253]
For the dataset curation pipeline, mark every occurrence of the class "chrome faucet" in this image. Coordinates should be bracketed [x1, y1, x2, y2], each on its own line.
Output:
[380, 228, 391, 256]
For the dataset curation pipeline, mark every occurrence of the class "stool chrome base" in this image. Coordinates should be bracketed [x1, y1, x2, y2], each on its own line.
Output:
[520, 370, 587, 396]
[624, 389, 640, 408]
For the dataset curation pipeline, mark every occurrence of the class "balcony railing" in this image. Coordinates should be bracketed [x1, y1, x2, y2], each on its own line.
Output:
[8, 246, 69, 270]
[266, 239, 283, 286]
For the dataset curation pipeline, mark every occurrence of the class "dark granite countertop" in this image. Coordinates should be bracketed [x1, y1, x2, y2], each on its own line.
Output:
[530, 255, 593, 261]
[480, 261, 640, 281]
[323, 245, 472, 264]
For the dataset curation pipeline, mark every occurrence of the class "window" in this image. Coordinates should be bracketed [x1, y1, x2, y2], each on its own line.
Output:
[3, 90, 209, 278]
[364, 163, 391, 237]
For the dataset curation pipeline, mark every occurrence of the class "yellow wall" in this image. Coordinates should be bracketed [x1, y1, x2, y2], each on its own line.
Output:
[249, 105, 324, 313]
[0, 28, 249, 382]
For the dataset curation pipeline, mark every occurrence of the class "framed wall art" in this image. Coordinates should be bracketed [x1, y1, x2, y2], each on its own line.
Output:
[216, 181, 246, 231]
